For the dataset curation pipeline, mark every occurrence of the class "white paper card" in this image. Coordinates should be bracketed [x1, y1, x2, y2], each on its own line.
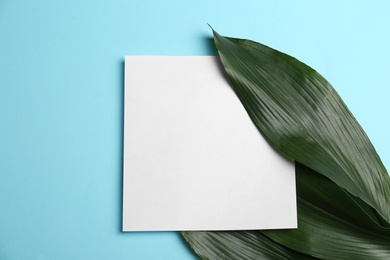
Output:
[123, 56, 297, 231]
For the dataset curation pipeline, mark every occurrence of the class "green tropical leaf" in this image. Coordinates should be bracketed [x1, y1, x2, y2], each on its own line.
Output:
[182, 228, 317, 260]
[182, 29, 390, 259]
[263, 163, 390, 259]
[210, 29, 390, 224]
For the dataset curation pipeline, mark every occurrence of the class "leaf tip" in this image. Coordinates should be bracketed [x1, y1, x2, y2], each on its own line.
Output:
[207, 23, 215, 33]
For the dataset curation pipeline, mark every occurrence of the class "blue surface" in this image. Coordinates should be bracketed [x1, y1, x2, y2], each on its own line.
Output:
[1, 1, 390, 259]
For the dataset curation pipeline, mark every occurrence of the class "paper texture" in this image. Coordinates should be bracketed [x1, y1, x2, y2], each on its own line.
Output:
[123, 56, 296, 231]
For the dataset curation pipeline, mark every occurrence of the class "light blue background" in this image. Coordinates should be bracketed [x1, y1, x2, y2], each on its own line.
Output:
[1, 1, 389, 259]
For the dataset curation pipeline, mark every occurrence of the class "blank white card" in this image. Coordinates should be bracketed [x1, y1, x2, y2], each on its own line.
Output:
[123, 56, 296, 231]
